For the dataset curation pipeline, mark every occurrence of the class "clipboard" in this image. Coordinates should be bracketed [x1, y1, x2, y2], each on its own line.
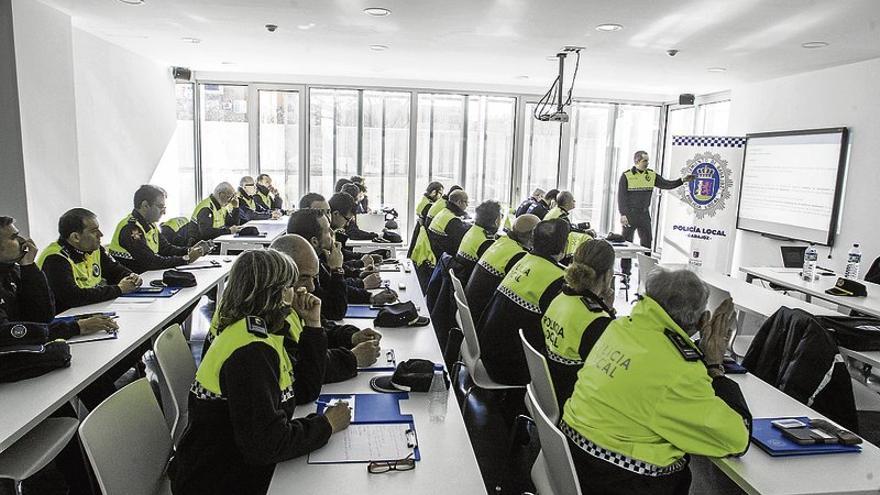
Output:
[120, 287, 181, 298]
[345, 305, 380, 319]
[309, 392, 421, 464]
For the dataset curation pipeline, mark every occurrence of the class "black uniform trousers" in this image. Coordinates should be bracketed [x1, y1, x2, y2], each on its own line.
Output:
[620, 209, 652, 276]
[568, 443, 691, 495]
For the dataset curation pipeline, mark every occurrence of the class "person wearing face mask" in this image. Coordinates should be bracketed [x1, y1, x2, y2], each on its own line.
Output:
[190, 182, 243, 242]
[108, 185, 208, 273]
[237, 176, 282, 223]
[465, 214, 539, 324]
[170, 249, 351, 495]
[542, 239, 617, 410]
[37, 208, 143, 314]
[256, 173, 285, 212]
[476, 218, 569, 385]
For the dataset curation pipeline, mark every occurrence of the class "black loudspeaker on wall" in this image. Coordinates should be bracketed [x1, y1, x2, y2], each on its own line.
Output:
[679, 93, 695, 105]
[173, 67, 192, 81]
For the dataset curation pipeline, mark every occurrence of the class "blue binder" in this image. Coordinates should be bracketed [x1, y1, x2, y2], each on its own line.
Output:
[315, 393, 421, 461]
[345, 305, 380, 318]
[751, 417, 862, 456]
[120, 287, 181, 298]
[54, 311, 116, 324]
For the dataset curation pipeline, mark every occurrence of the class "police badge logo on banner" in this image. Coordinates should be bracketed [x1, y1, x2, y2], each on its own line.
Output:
[678, 152, 734, 220]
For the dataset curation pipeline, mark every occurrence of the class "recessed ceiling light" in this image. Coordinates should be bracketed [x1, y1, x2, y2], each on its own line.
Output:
[516, 75, 530, 80]
[707, 67, 727, 73]
[364, 7, 391, 17]
[297, 23, 316, 30]
[181, 37, 201, 44]
[117, 0, 144, 4]
[220, 61, 235, 65]
[595, 23, 623, 32]
[369, 44, 389, 51]
[801, 41, 829, 49]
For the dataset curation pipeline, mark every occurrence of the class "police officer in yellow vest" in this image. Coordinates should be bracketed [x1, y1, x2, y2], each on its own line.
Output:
[618, 151, 694, 275]
[407, 181, 444, 259]
[542, 239, 616, 410]
[191, 182, 243, 242]
[237, 176, 281, 224]
[453, 200, 502, 282]
[170, 250, 351, 495]
[109, 185, 208, 273]
[465, 214, 539, 323]
[427, 189, 470, 261]
[160, 216, 194, 248]
[256, 173, 285, 212]
[38, 208, 142, 313]
[561, 268, 750, 494]
[477, 218, 569, 385]
[544, 190, 575, 221]
[411, 185, 461, 289]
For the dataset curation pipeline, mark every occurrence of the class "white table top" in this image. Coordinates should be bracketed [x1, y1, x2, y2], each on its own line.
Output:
[214, 217, 289, 248]
[716, 373, 880, 495]
[0, 256, 232, 453]
[610, 241, 650, 259]
[268, 263, 486, 495]
[695, 269, 842, 318]
[741, 266, 880, 318]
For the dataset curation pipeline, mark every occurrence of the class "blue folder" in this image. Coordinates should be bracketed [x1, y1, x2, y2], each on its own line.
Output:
[751, 417, 862, 456]
[54, 311, 116, 324]
[120, 287, 181, 298]
[315, 393, 421, 461]
[345, 305, 380, 319]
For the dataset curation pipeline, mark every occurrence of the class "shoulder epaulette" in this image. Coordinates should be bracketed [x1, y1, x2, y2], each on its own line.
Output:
[663, 328, 702, 361]
[246, 316, 269, 338]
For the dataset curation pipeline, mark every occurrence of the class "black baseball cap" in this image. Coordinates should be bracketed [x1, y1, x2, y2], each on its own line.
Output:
[370, 359, 445, 393]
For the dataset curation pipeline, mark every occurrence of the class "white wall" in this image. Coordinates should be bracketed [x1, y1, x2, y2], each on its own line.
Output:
[12, 0, 80, 247]
[72, 28, 176, 230]
[8, 0, 176, 247]
[729, 57, 880, 275]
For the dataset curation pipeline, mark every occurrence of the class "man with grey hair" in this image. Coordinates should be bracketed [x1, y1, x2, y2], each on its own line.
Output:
[618, 151, 694, 276]
[427, 189, 470, 260]
[515, 187, 545, 217]
[237, 175, 281, 223]
[190, 182, 243, 241]
[545, 190, 575, 222]
[560, 268, 751, 494]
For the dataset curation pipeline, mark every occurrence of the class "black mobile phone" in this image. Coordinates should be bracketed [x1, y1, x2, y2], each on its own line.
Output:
[781, 427, 816, 445]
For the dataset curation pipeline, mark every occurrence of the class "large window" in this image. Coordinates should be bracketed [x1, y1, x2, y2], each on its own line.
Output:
[522, 103, 563, 198]
[199, 84, 249, 195]
[309, 88, 359, 196]
[697, 100, 730, 135]
[567, 102, 615, 231]
[416, 94, 465, 192]
[465, 96, 516, 206]
[363, 90, 411, 229]
[608, 104, 662, 230]
[258, 89, 300, 205]
[150, 83, 197, 217]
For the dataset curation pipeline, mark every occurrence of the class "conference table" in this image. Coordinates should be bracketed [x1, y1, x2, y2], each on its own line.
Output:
[267, 259, 485, 494]
[741, 266, 880, 318]
[0, 256, 232, 454]
[214, 216, 404, 257]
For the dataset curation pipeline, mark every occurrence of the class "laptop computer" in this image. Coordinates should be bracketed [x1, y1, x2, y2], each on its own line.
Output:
[780, 246, 807, 269]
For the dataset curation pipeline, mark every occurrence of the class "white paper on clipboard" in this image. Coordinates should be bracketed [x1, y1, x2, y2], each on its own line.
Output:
[308, 423, 414, 463]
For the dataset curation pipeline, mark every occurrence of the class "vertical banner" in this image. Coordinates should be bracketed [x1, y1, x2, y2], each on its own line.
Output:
[659, 136, 746, 273]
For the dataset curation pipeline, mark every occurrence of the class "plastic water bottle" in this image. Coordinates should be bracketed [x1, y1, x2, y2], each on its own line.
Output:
[845, 243, 862, 279]
[689, 249, 703, 269]
[802, 244, 818, 282]
[427, 363, 448, 423]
